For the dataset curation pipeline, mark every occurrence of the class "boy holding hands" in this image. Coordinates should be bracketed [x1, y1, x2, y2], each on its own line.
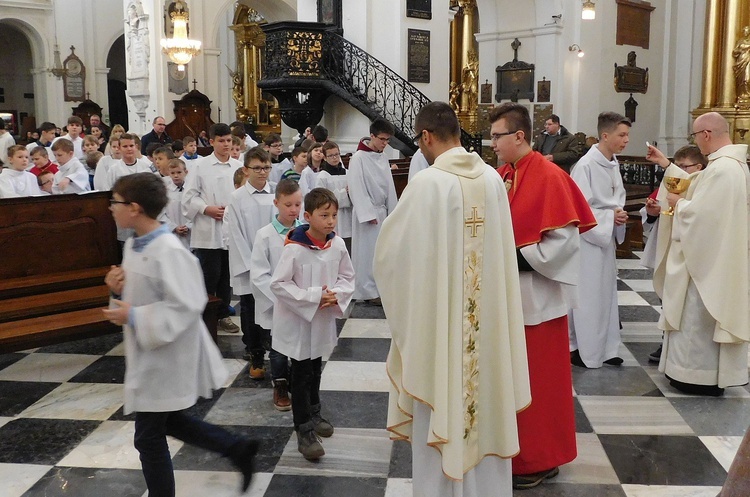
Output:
[271, 188, 355, 460]
[103, 173, 258, 496]
[250, 179, 304, 410]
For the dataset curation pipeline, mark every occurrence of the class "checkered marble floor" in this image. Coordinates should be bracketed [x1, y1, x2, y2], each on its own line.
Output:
[0, 252, 744, 496]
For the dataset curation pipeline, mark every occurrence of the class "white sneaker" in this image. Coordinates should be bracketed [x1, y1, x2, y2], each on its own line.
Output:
[219, 317, 240, 333]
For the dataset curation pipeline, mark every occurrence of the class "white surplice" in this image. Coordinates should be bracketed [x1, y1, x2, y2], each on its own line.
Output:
[53, 157, 91, 194]
[348, 143, 398, 299]
[182, 153, 242, 249]
[162, 183, 192, 250]
[270, 234, 355, 360]
[299, 165, 319, 196]
[568, 145, 626, 368]
[407, 148, 430, 182]
[120, 230, 227, 414]
[315, 169, 352, 238]
[223, 182, 276, 295]
[250, 223, 289, 329]
[269, 158, 292, 184]
[374, 147, 529, 493]
[654, 145, 750, 388]
[93, 155, 117, 191]
[0, 168, 42, 198]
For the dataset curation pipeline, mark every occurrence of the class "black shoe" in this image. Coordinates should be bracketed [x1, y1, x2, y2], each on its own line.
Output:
[512, 467, 559, 490]
[648, 345, 662, 363]
[229, 439, 259, 492]
[297, 422, 325, 460]
[604, 357, 624, 366]
[570, 350, 588, 368]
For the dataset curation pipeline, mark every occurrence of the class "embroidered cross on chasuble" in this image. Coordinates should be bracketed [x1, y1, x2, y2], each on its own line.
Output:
[459, 175, 485, 448]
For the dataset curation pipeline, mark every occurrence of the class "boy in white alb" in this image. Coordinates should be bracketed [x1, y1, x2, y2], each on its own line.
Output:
[93, 136, 122, 191]
[250, 179, 303, 411]
[51, 138, 90, 194]
[162, 158, 192, 249]
[316, 141, 352, 251]
[52, 116, 85, 161]
[224, 147, 277, 378]
[102, 172, 258, 496]
[0, 145, 42, 197]
[271, 188, 355, 461]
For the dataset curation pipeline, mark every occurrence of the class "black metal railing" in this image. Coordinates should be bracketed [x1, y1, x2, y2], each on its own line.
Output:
[260, 22, 482, 156]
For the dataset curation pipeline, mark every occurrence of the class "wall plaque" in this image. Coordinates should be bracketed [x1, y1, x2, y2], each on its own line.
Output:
[537, 77, 550, 102]
[406, 0, 431, 20]
[614, 51, 649, 93]
[481, 80, 492, 104]
[495, 38, 535, 102]
[62, 46, 86, 102]
[407, 29, 430, 84]
[616, 0, 655, 49]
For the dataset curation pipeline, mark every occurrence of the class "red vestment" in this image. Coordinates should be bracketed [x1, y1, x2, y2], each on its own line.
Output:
[498, 151, 596, 474]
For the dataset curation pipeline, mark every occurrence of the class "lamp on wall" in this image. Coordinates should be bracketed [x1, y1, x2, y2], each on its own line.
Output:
[569, 44, 585, 58]
[160, 1, 201, 71]
[582, 1, 596, 20]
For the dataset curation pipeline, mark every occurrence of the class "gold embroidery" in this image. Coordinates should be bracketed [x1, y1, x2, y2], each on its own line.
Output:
[465, 207, 484, 238]
[505, 179, 513, 192]
[463, 250, 481, 439]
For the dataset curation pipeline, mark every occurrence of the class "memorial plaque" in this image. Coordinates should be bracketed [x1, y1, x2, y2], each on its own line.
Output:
[495, 38, 535, 102]
[406, 0, 431, 20]
[408, 29, 430, 84]
[616, 0, 654, 49]
[62, 47, 86, 102]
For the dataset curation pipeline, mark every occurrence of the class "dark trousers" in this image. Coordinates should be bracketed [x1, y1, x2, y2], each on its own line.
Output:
[290, 357, 322, 429]
[240, 293, 268, 364]
[269, 347, 290, 382]
[134, 410, 241, 497]
[194, 248, 231, 319]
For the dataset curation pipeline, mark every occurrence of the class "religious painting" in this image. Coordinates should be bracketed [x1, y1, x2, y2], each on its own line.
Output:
[406, 0, 432, 20]
[407, 29, 430, 84]
[481, 81, 492, 104]
[317, 0, 343, 34]
[537, 77, 551, 102]
[533, 104, 553, 139]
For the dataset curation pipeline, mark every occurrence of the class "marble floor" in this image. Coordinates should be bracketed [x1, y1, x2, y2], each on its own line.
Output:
[0, 252, 744, 496]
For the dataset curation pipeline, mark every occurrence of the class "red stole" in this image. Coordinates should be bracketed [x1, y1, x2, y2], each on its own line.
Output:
[497, 151, 597, 247]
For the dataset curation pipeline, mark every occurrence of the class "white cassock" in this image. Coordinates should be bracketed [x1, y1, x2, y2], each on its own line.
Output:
[639, 204, 659, 269]
[161, 183, 192, 250]
[654, 145, 750, 388]
[568, 144, 626, 368]
[270, 233, 355, 360]
[269, 158, 292, 184]
[93, 155, 116, 191]
[53, 158, 91, 194]
[299, 165, 319, 196]
[316, 169, 352, 238]
[223, 182, 277, 295]
[407, 148, 430, 182]
[0, 169, 42, 198]
[374, 147, 530, 497]
[250, 222, 300, 329]
[348, 144, 398, 299]
[120, 228, 227, 414]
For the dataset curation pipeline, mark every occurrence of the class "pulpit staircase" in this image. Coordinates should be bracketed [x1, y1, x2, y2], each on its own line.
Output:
[258, 22, 481, 156]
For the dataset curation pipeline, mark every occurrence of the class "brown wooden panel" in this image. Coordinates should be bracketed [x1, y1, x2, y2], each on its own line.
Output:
[0, 286, 110, 323]
[0, 267, 110, 300]
[616, 0, 655, 49]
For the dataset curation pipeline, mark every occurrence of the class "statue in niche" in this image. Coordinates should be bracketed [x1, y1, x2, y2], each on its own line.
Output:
[461, 50, 479, 110]
[732, 26, 750, 107]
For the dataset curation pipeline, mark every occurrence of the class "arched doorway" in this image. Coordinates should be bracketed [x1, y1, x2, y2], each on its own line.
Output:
[106, 35, 129, 130]
[0, 22, 35, 137]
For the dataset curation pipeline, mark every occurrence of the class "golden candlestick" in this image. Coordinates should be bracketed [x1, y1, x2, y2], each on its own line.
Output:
[662, 176, 692, 216]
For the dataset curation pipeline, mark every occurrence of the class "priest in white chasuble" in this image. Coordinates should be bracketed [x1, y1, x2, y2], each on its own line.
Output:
[374, 102, 530, 497]
[569, 112, 630, 369]
[653, 112, 750, 396]
[347, 118, 398, 305]
[491, 103, 597, 490]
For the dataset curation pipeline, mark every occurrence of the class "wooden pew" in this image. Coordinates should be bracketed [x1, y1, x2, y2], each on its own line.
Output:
[0, 192, 222, 353]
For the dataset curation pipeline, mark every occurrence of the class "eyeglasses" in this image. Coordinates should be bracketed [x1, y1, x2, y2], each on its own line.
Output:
[491, 131, 518, 142]
[374, 135, 391, 142]
[411, 129, 431, 145]
[247, 166, 272, 172]
[688, 129, 711, 138]
[269, 143, 283, 148]
[325, 153, 341, 159]
[109, 199, 131, 205]
[677, 163, 701, 170]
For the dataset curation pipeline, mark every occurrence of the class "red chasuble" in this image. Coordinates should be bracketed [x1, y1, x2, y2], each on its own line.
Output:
[498, 151, 596, 475]
[497, 151, 596, 247]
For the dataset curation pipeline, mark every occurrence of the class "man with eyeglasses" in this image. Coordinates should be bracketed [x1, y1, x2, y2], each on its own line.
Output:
[492, 103, 596, 490]
[348, 118, 398, 306]
[374, 101, 530, 497]
[140, 116, 173, 155]
[648, 112, 750, 396]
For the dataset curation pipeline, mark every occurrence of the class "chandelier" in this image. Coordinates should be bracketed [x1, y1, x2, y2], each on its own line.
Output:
[161, 4, 201, 71]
